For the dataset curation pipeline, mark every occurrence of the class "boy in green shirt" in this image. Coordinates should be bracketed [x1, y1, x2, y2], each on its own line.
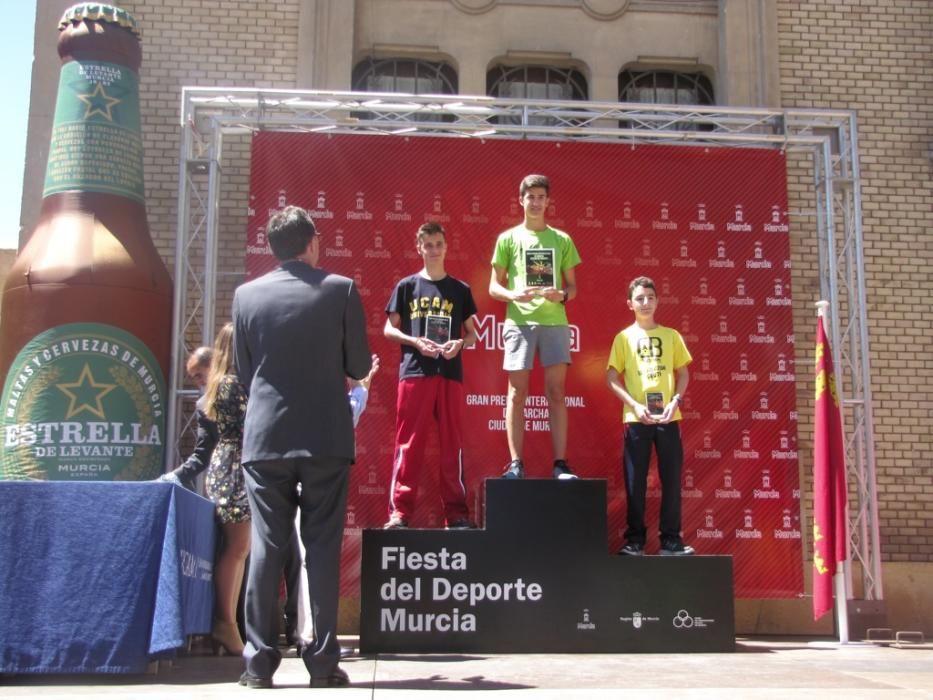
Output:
[607, 276, 694, 556]
[489, 174, 582, 480]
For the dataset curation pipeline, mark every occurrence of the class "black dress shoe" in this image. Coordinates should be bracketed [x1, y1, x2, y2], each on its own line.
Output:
[239, 671, 273, 689]
[309, 666, 349, 687]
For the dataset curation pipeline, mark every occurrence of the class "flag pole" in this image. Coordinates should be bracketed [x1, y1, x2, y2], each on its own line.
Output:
[815, 300, 850, 644]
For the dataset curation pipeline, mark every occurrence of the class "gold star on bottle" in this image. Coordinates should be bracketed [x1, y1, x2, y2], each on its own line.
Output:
[77, 82, 120, 121]
[56, 364, 117, 419]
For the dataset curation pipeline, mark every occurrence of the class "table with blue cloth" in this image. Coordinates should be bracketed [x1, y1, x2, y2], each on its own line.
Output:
[0, 481, 215, 674]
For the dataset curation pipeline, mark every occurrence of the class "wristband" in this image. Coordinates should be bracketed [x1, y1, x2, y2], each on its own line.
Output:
[560, 289, 569, 305]
[673, 394, 683, 405]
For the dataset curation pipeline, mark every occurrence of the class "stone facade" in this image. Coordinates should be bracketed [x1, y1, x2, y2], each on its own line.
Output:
[18, 0, 932, 634]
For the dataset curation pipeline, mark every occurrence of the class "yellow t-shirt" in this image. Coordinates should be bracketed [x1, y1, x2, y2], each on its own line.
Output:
[607, 323, 692, 423]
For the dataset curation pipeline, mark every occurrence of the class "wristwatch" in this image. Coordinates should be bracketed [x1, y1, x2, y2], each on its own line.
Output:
[560, 289, 569, 305]
[673, 394, 683, 405]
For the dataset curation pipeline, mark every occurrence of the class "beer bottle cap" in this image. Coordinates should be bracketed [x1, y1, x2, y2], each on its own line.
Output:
[58, 3, 139, 36]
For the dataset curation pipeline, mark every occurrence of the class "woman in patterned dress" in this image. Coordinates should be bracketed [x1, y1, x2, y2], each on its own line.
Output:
[202, 322, 251, 655]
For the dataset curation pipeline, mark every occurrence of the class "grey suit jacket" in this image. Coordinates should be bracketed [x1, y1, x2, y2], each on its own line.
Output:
[233, 259, 372, 465]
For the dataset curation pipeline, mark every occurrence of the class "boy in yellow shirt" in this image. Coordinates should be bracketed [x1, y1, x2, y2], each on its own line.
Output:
[607, 276, 694, 556]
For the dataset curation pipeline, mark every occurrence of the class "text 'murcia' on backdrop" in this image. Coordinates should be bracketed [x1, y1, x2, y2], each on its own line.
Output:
[245, 133, 803, 599]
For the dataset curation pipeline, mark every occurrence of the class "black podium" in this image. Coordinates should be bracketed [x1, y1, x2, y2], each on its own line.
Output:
[361, 479, 734, 653]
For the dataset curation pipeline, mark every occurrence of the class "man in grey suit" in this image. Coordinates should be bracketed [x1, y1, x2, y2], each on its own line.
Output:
[233, 206, 372, 689]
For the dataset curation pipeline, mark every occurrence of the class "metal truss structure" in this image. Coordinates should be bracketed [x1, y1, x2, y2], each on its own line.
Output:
[170, 89, 881, 601]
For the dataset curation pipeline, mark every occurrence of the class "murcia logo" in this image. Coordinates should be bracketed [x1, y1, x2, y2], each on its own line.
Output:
[576, 608, 596, 630]
[619, 611, 659, 629]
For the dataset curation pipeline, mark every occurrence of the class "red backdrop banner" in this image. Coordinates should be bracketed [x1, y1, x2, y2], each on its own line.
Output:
[246, 132, 804, 599]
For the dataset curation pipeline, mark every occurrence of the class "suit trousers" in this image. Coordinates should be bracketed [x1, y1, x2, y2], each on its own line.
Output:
[282, 527, 302, 637]
[242, 456, 350, 680]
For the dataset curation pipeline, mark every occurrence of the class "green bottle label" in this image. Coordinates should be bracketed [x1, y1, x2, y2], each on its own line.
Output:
[43, 60, 144, 201]
[1, 323, 165, 481]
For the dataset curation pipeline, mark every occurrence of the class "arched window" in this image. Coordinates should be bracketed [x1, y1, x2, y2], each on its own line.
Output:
[487, 64, 588, 126]
[487, 65, 588, 101]
[618, 69, 715, 130]
[618, 69, 714, 106]
[352, 58, 458, 96]
[351, 57, 458, 124]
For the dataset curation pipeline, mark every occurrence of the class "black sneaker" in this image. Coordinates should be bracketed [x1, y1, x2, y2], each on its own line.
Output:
[382, 513, 408, 529]
[552, 460, 578, 480]
[446, 519, 478, 530]
[500, 459, 524, 479]
[617, 542, 645, 556]
[660, 539, 695, 556]
[239, 671, 273, 689]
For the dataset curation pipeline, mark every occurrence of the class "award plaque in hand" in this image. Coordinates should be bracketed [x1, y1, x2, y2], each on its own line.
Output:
[645, 392, 665, 416]
[425, 314, 452, 344]
[524, 248, 555, 288]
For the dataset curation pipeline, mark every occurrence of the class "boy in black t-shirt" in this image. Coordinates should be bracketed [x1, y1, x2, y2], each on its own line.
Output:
[383, 222, 478, 529]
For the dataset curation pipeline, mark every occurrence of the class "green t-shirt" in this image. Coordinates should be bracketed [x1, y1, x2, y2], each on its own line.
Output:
[491, 224, 582, 326]
[607, 323, 692, 423]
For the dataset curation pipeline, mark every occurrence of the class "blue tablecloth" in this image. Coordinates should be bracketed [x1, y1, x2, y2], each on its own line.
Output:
[0, 482, 215, 673]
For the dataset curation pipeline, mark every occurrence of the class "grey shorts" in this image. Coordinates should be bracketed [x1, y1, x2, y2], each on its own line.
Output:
[502, 324, 572, 371]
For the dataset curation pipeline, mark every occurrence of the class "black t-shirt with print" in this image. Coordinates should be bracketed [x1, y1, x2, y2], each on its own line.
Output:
[385, 273, 477, 382]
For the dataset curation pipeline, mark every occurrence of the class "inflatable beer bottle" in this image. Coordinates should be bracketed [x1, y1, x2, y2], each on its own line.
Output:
[0, 4, 173, 480]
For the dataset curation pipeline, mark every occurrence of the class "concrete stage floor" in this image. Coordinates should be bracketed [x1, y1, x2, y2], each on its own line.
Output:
[2, 636, 932, 699]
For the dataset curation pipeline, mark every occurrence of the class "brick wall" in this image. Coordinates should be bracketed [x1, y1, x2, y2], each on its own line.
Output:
[778, 0, 933, 561]
[125, 0, 301, 315]
[118, 1, 300, 462]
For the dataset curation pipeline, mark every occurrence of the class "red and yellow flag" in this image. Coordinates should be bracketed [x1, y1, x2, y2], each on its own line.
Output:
[812, 315, 849, 620]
